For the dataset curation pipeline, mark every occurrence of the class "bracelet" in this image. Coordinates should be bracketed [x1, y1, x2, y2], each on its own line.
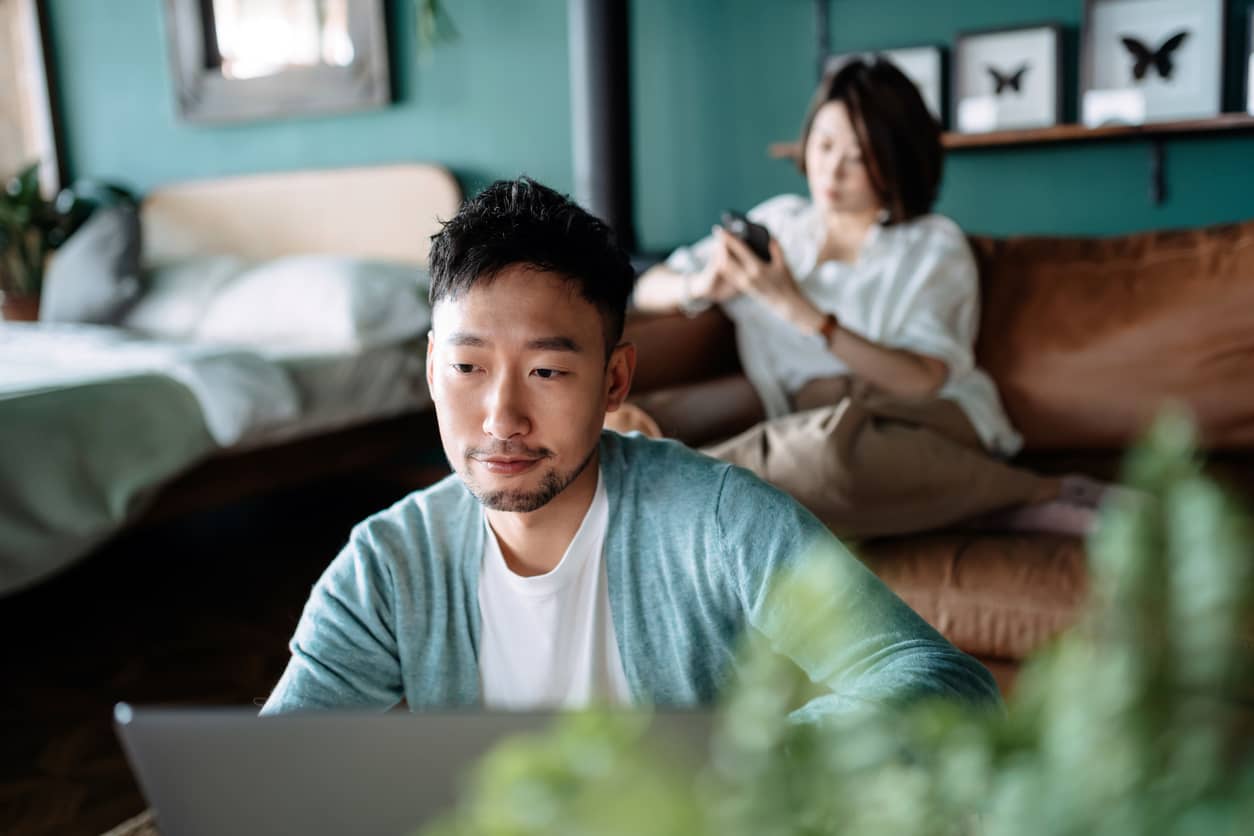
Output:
[816, 312, 839, 347]
[679, 271, 713, 318]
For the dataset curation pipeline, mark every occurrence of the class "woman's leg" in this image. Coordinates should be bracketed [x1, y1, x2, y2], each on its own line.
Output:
[701, 398, 1064, 539]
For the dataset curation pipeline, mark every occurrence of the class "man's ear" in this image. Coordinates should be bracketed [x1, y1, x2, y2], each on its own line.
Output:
[425, 331, 436, 397]
[604, 341, 636, 413]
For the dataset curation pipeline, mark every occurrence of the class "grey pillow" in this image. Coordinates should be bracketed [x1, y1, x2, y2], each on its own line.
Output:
[39, 205, 142, 324]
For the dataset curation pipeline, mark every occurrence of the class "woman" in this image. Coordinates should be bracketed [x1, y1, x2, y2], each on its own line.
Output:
[622, 58, 1107, 538]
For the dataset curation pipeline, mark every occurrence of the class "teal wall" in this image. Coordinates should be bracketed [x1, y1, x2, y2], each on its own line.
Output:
[46, 1, 1254, 254]
[45, 0, 574, 201]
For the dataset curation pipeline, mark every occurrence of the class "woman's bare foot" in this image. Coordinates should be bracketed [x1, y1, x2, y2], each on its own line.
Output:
[604, 402, 663, 438]
[968, 501, 1097, 537]
[1037, 474, 1138, 509]
[969, 474, 1147, 536]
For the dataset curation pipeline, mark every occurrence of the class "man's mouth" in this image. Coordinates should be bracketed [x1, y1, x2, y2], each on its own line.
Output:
[475, 456, 542, 476]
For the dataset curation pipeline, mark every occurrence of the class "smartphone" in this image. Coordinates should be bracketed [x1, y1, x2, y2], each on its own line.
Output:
[720, 210, 772, 263]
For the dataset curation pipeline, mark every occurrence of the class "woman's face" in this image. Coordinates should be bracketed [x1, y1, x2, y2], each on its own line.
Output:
[804, 101, 883, 216]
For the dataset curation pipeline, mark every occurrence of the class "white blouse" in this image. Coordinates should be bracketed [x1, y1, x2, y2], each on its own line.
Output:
[664, 195, 1023, 456]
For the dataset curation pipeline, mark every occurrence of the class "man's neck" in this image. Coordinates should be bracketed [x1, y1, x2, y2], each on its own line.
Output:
[485, 451, 601, 578]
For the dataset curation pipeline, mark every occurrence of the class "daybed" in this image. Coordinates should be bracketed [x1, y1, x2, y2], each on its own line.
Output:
[0, 164, 460, 595]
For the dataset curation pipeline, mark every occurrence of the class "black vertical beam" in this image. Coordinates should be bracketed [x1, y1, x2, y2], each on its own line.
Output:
[568, 0, 635, 252]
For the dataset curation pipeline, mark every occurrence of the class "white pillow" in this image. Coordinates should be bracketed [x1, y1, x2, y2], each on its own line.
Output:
[194, 255, 431, 351]
[122, 256, 250, 339]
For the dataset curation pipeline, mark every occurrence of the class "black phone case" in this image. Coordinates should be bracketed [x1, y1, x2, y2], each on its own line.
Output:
[720, 210, 772, 262]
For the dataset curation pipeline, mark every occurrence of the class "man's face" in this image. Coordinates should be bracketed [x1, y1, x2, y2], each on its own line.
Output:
[427, 265, 633, 514]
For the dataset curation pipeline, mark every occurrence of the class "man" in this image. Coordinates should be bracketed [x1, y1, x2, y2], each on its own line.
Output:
[262, 178, 998, 717]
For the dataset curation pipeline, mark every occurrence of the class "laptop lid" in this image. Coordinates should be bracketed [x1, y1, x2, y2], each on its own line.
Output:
[114, 703, 714, 836]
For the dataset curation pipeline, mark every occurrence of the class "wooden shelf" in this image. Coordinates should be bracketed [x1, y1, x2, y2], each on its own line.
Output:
[942, 113, 1254, 149]
[768, 114, 1254, 159]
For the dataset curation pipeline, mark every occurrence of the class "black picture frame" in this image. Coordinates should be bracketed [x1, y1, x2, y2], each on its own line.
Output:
[162, 0, 391, 124]
[1080, 0, 1225, 126]
[1246, 6, 1254, 115]
[952, 23, 1063, 133]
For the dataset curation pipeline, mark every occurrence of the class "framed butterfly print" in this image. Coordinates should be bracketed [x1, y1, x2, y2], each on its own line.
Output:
[1081, 0, 1224, 126]
[952, 24, 1062, 133]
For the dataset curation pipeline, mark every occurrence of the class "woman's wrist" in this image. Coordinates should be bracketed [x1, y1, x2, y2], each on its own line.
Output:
[815, 312, 840, 349]
[785, 299, 828, 336]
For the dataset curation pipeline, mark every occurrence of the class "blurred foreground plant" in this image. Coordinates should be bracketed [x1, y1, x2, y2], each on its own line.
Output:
[424, 411, 1254, 836]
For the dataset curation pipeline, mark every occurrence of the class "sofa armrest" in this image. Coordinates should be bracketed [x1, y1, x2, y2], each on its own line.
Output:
[622, 308, 741, 394]
[633, 374, 765, 447]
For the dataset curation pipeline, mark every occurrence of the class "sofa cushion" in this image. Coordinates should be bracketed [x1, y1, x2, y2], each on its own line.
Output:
[860, 532, 1088, 661]
[972, 220, 1254, 451]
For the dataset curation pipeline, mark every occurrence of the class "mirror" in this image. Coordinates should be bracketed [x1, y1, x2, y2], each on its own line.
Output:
[163, 0, 389, 123]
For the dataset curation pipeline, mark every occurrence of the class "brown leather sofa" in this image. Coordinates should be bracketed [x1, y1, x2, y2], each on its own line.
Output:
[622, 218, 1254, 693]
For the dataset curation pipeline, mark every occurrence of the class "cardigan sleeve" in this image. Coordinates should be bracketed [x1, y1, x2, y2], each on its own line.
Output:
[260, 526, 405, 714]
[713, 464, 1001, 719]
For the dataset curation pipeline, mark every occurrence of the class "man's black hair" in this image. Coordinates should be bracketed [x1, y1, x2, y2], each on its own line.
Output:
[428, 177, 635, 357]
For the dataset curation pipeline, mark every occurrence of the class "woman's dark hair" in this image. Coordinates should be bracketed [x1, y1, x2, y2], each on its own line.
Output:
[797, 57, 942, 223]
[427, 177, 635, 357]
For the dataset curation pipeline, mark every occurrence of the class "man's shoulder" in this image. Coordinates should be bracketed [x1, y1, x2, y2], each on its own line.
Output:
[349, 471, 476, 553]
[605, 431, 820, 524]
[605, 431, 729, 485]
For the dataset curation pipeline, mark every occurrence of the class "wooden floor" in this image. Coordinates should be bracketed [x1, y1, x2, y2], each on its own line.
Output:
[0, 467, 447, 836]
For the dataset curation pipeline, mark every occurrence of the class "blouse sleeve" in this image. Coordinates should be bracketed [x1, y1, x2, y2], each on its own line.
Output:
[878, 218, 981, 381]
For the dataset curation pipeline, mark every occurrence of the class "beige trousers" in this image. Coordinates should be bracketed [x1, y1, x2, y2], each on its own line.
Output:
[701, 377, 1046, 539]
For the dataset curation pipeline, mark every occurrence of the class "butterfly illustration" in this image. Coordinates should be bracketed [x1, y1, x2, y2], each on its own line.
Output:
[1120, 30, 1189, 81]
[987, 63, 1030, 94]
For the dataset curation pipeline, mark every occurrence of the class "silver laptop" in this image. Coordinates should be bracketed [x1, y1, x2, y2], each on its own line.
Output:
[114, 703, 714, 836]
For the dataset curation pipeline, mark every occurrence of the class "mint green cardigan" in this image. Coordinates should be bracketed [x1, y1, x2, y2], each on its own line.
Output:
[262, 432, 998, 717]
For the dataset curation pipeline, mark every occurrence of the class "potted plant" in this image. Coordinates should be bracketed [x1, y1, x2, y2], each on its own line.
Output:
[0, 161, 91, 321]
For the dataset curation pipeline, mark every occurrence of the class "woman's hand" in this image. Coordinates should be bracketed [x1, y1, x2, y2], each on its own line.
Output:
[714, 228, 825, 333]
[691, 243, 740, 305]
[604, 402, 663, 438]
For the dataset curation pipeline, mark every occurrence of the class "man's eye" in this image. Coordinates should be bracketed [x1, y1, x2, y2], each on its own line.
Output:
[451, 363, 476, 374]
[532, 368, 566, 380]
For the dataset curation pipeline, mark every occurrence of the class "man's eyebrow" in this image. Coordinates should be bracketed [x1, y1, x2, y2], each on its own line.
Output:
[526, 336, 582, 353]
[444, 333, 583, 353]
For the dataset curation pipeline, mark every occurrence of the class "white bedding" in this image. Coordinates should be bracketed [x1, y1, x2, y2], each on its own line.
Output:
[0, 322, 300, 446]
[233, 341, 432, 450]
[0, 322, 432, 595]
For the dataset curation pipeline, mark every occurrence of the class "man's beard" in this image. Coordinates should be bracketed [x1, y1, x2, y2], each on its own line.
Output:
[463, 443, 598, 513]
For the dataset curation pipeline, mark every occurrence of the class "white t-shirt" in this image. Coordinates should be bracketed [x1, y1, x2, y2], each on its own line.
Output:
[477, 468, 634, 709]
[665, 195, 1023, 455]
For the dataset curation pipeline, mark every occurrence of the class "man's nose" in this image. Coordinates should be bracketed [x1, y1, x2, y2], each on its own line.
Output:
[482, 374, 531, 440]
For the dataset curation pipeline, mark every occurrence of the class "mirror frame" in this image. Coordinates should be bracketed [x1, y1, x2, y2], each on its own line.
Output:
[162, 0, 390, 123]
[2, 0, 63, 192]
